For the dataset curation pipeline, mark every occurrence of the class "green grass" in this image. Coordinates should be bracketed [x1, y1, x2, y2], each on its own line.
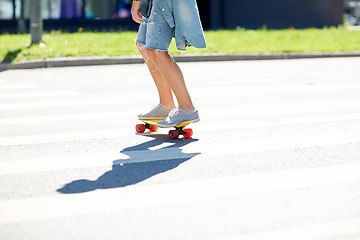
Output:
[1, 27, 360, 63]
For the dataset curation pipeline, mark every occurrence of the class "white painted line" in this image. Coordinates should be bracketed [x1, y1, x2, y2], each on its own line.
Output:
[208, 78, 282, 85]
[0, 98, 129, 110]
[1, 162, 360, 224]
[1, 111, 360, 145]
[184, 134, 360, 157]
[114, 134, 360, 165]
[0, 153, 118, 176]
[0, 91, 81, 99]
[0, 84, 39, 90]
[197, 113, 360, 132]
[0, 129, 130, 146]
[220, 218, 360, 240]
[0, 111, 137, 125]
[276, 113, 360, 125]
[0, 148, 198, 175]
[2, 112, 358, 128]
[0, 133, 359, 175]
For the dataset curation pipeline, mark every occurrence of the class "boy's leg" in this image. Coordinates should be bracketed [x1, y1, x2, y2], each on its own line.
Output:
[136, 42, 175, 108]
[145, 49, 195, 111]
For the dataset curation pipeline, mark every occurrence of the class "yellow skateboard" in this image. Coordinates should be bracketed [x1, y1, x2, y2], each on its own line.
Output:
[136, 119, 194, 139]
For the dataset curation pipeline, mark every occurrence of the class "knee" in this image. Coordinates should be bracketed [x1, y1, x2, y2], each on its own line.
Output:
[143, 49, 156, 64]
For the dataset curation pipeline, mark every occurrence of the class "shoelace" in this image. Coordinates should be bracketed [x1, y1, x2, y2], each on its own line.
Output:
[168, 108, 181, 117]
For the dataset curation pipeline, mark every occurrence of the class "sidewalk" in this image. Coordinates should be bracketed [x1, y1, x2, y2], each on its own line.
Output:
[1, 52, 360, 71]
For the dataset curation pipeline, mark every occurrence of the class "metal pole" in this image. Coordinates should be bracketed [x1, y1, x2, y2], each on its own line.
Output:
[48, 0, 52, 19]
[12, 0, 16, 20]
[82, 0, 86, 18]
[18, 0, 26, 33]
[30, 0, 43, 44]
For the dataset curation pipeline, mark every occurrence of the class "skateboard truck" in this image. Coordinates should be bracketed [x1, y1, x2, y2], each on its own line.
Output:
[168, 127, 193, 139]
[136, 122, 158, 133]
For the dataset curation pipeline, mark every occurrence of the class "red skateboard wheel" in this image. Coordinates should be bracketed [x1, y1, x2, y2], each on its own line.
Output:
[183, 128, 193, 138]
[136, 124, 146, 133]
[168, 130, 180, 139]
[149, 125, 158, 132]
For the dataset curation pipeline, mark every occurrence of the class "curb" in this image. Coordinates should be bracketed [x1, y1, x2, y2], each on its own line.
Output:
[1, 52, 360, 71]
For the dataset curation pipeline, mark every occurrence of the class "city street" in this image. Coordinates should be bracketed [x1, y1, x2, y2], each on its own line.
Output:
[1, 57, 360, 239]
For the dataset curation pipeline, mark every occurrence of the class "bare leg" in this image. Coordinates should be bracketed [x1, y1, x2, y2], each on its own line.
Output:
[145, 49, 195, 111]
[136, 43, 175, 108]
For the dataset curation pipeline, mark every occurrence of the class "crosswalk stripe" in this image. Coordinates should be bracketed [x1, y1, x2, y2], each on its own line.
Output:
[1, 110, 360, 146]
[274, 113, 360, 124]
[184, 134, 360, 156]
[0, 84, 39, 90]
[0, 98, 130, 110]
[219, 218, 360, 240]
[196, 113, 360, 131]
[0, 129, 130, 146]
[1, 112, 359, 127]
[0, 153, 117, 176]
[0, 133, 359, 175]
[1, 162, 360, 224]
[0, 91, 81, 99]
[0, 111, 137, 125]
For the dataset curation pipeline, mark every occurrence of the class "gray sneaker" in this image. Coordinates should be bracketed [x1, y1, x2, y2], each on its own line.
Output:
[157, 107, 200, 128]
[137, 104, 174, 120]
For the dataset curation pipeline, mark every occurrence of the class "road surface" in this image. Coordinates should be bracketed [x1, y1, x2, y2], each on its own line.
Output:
[1, 58, 360, 240]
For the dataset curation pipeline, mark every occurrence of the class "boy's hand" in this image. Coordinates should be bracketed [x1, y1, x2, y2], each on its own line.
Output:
[131, 1, 144, 24]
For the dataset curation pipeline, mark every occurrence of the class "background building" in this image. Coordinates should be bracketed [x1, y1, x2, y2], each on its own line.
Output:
[0, 0, 347, 33]
[0, 0, 131, 19]
[201, 0, 344, 29]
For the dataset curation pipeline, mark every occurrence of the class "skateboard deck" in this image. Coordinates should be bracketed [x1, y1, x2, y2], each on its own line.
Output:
[136, 119, 194, 139]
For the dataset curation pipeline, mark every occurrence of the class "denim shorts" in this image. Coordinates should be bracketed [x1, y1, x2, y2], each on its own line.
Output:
[136, 0, 174, 52]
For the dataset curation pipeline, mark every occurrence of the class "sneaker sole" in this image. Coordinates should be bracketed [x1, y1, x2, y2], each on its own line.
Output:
[138, 117, 166, 121]
[157, 118, 200, 128]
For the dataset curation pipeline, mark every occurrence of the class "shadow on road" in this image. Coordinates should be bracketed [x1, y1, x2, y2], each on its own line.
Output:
[57, 135, 200, 194]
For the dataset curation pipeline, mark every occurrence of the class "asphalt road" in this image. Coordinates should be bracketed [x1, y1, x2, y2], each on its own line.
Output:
[1, 58, 360, 240]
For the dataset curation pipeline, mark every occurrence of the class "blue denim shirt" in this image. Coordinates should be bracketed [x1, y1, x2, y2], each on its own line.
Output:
[157, 0, 207, 51]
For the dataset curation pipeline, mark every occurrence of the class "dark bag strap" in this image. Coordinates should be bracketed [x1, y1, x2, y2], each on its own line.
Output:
[139, 0, 153, 18]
